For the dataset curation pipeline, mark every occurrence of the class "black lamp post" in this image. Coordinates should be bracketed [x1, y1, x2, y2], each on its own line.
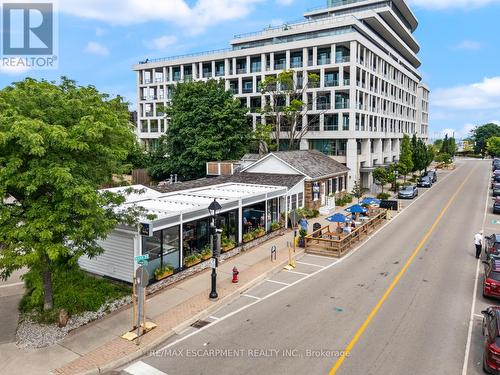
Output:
[208, 198, 222, 300]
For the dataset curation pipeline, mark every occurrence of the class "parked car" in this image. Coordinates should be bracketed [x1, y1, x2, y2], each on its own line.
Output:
[398, 185, 418, 199]
[494, 197, 500, 214]
[417, 176, 432, 188]
[486, 234, 500, 259]
[481, 306, 500, 373]
[425, 170, 437, 183]
[493, 184, 500, 197]
[492, 175, 500, 188]
[493, 163, 500, 172]
[483, 257, 500, 298]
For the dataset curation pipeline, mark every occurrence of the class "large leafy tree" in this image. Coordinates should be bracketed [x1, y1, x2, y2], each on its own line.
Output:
[154, 80, 251, 181]
[412, 138, 428, 174]
[487, 136, 500, 157]
[259, 70, 321, 151]
[425, 144, 435, 171]
[0, 78, 140, 310]
[471, 123, 500, 155]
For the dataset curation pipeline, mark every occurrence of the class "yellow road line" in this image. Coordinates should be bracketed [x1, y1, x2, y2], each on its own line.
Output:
[329, 165, 477, 375]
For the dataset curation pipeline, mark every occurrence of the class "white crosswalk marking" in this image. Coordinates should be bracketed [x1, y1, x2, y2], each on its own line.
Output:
[124, 361, 168, 375]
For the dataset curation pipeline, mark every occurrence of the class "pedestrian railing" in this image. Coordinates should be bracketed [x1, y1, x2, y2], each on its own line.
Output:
[304, 210, 386, 257]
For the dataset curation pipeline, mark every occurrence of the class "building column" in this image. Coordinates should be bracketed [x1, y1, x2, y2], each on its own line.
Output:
[286, 50, 291, 70]
[238, 202, 243, 244]
[211, 61, 216, 78]
[346, 138, 358, 191]
[246, 55, 251, 74]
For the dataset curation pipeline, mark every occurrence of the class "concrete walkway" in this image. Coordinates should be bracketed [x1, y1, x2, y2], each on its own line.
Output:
[0, 217, 326, 375]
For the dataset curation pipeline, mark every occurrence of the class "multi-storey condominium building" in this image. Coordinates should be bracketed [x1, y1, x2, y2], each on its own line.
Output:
[133, 0, 429, 191]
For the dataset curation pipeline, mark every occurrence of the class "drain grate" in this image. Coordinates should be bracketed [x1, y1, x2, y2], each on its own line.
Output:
[191, 320, 211, 329]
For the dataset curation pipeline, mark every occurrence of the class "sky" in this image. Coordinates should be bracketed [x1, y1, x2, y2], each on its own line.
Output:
[0, 0, 499, 140]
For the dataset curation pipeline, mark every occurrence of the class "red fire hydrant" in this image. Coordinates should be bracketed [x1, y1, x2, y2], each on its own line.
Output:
[232, 266, 239, 283]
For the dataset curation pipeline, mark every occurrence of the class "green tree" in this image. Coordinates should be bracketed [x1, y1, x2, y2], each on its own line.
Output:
[433, 139, 443, 151]
[412, 138, 428, 174]
[351, 180, 363, 203]
[425, 144, 436, 171]
[387, 164, 398, 192]
[487, 136, 500, 157]
[0, 78, 141, 310]
[159, 80, 251, 180]
[399, 134, 413, 183]
[448, 137, 457, 157]
[259, 70, 321, 151]
[440, 134, 450, 155]
[471, 123, 500, 155]
[373, 167, 389, 193]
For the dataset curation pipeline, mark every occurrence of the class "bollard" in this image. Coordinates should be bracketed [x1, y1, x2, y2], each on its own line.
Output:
[270, 245, 277, 262]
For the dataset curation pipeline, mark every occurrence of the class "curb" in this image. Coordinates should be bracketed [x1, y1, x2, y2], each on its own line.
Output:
[69, 249, 305, 375]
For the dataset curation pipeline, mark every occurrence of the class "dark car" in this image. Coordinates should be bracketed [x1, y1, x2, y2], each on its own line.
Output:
[417, 176, 432, 188]
[398, 185, 418, 199]
[425, 170, 437, 183]
[494, 184, 500, 197]
[493, 163, 500, 172]
[494, 197, 500, 214]
[481, 306, 500, 373]
[486, 234, 500, 259]
[483, 258, 500, 299]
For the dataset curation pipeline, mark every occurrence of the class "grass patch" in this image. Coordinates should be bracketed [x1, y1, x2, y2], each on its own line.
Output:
[20, 265, 130, 323]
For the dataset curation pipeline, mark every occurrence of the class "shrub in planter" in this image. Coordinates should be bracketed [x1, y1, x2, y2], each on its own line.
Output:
[200, 247, 212, 260]
[243, 232, 254, 243]
[298, 228, 307, 247]
[271, 221, 281, 231]
[221, 235, 236, 252]
[253, 227, 266, 238]
[376, 192, 391, 200]
[154, 264, 174, 281]
[184, 253, 202, 267]
[311, 209, 320, 218]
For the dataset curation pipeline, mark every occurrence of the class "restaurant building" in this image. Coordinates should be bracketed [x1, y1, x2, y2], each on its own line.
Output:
[79, 183, 288, 284]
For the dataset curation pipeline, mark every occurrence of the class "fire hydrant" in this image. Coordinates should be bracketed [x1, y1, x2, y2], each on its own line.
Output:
[232, 266, 239, 283]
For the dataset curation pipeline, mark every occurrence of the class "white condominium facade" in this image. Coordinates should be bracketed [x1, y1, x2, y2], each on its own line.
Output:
[133, 0, 429, 191]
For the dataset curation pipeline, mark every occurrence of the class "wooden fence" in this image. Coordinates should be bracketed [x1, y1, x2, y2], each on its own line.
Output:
[305, 210, 386, 257]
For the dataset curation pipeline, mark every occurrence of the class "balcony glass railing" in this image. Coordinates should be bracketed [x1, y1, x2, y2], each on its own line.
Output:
[274, 63, 286, 70]
[237, 67, 247, 74]
[144, 78, 151, 84]
[291, 60, 302, 68]
[335, 101, 349, 109]
[335, 56, 350, 63]
[184, 74, 193, 81]
[155, 78, 163, 83]
[317, 102, 331, 110]
[173, 74, 181, 82]
[215, 69, 225, 77]
[229, 87, 238, 94]
[317, 57, 331, 65]
[343, 79, 350, 86]
[325, 80, 339, 87]
[251, 64, 261, 73]
[242, 86, 253, 93]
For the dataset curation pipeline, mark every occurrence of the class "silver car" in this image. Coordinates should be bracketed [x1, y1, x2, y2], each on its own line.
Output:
[398, 185, 418, 199]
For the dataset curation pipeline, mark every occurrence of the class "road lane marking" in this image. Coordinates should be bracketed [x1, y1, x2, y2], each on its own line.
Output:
[285, 270, 309, 276]
[124, 361, 168, 375]
[266, 279, 290, 286]
[473, 314, 483, 319]
[241, 294, 261, 300]
[329, 164, 477, 375]
[208, 316, 220, 321]
[296, 261, 325, 268]
[462, 163, 491, 375]
[0, 282, 23, 289]
[154, 166, 459, 355]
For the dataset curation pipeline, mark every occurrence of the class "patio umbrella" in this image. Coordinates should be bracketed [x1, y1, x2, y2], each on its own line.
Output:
[345, 204, 368, 213]
[326, 213, 348, 223]
[360, 197, 381, 206]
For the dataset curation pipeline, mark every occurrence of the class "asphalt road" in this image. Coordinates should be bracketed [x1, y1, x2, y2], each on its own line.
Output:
[119, 160, 491, 375]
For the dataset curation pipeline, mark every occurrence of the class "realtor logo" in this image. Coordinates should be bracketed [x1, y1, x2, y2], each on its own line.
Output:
[1, 1, 58, 69]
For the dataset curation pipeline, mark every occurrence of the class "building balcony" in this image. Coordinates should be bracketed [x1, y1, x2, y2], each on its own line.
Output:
[317, 102, 331, 110]
[343, 79, 350, 86]
[242, 87, 253, 94]
[144, 79, 151, 84]
[155, 78, 163, 83]
[229, 88, 238, 94]
[291, 61, 302, 68]
[274, 63, 286, 70]
[325, 80, 339, 87]
[335, 56, 350, 63]
[317, 58, 331, 65]
[335, 102, 349, 109]
[215, 70, 225, 77]
[144, 111, 154, 117]
[237, 68, 247, 74]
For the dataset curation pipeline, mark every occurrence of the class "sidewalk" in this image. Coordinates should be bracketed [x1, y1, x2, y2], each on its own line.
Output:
[0, 217, 325, 375]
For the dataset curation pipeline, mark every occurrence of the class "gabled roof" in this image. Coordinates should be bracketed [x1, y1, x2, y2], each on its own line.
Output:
[242, 150, 349, 180]
[153, 173, 304, 194]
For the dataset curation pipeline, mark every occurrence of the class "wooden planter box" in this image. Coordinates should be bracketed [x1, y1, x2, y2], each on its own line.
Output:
[201, 253, 212, 261]
[254, 232, 265, 238]
[184, 258, 202, 268]
[155, 269, 173, 281]
[243, 237, 254, 243]
[222, 244, 236, 253]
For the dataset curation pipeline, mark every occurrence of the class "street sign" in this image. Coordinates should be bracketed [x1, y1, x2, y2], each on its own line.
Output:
[210, 258, 216, 269]
[135, 254, 149, 262]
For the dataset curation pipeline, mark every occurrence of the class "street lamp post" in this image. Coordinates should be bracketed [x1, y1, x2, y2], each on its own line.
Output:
[208, 198, 222, 300]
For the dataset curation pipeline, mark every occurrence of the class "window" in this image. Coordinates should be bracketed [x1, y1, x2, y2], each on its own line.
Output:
[142, 226, 181, 281]
[291, 194, 297, 210]
[298, 193, 304, 208]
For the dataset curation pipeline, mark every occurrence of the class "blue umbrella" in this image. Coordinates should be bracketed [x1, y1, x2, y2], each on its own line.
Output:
[360, 197, 381, 206]
[326, 213, 348, 223]
[345, 204, 368, 213]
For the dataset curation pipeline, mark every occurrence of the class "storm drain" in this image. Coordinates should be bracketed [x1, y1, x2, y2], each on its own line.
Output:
[191, 320, 211, 329]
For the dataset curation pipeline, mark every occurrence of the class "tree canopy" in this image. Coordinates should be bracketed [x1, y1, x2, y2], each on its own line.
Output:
[0, 77, 140, 310]
[487, 136, 500, 157]
[471, 123, 500, 155]
[373, 167, 389, 193]
[398, 134, 413, 182]
[150, 80, 252, 181]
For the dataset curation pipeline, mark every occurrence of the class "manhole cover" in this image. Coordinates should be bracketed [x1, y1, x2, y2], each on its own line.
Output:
[191, 320, 211, 329]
